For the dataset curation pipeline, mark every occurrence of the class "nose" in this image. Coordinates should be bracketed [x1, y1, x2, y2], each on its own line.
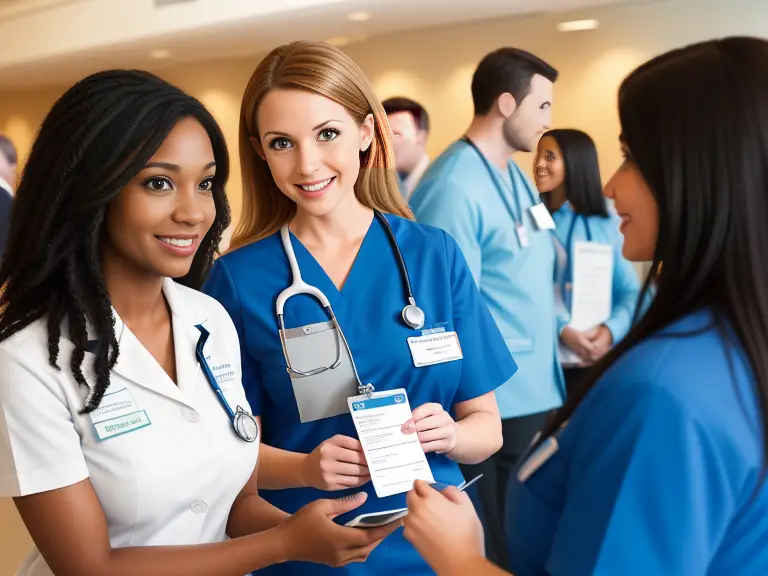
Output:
[296, 143, 322, 177]
[173, 186, 207, 226]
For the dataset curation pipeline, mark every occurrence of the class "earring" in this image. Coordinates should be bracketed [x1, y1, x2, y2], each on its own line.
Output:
[361, 141, 371, 152]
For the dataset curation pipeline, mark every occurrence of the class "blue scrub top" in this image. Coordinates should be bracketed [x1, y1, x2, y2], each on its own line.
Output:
[507, 310, 768, 575]
[203, 213, 517, 575]
[551, 202, 640, 342]
[411, 140, 564, 419]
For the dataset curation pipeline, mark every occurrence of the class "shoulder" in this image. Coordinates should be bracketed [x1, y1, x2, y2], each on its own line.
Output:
[171, 281, 239, 338]
[216, 232, 284, 275]
[386, 214, 460, 260]
[0, 316, 50, 368]
[587, 311, 762, 460]
[413, 143, 484, 201]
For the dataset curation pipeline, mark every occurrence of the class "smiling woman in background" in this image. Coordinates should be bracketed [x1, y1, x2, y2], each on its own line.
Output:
[534, 128, 640, 395]
[403, 35, 768, 576]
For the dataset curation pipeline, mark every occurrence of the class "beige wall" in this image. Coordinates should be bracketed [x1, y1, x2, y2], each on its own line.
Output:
[1, 0, 767, 571]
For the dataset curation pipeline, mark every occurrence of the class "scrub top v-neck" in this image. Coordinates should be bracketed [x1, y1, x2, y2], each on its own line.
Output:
[204, 213, 516, 576]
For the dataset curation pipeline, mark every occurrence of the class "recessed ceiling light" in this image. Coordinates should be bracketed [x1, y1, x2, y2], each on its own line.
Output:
[557, 19, 599, 32]
[150, 49, 171, 59]
[348, 11, 371, 22]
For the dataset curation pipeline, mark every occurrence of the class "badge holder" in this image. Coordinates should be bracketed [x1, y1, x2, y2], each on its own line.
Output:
[515, 223, 529, 248]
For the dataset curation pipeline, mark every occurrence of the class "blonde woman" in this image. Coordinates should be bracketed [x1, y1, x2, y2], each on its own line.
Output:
[203, 41, 516, 575]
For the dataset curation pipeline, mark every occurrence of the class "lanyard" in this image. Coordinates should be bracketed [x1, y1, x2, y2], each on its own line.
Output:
[461, 136, 537, 226]
[560, 214, 593, 307]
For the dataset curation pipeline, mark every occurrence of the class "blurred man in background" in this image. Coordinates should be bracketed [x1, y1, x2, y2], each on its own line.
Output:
[0, 135, 17, 259]
[383, 97, 430, 201]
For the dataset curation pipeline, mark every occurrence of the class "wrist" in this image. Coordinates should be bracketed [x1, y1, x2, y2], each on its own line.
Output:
[296, 453, 311, 488]
[269, 522, 293, 564]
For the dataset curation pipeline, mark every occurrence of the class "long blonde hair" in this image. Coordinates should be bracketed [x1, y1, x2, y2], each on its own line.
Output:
[230, 41, 413, 251]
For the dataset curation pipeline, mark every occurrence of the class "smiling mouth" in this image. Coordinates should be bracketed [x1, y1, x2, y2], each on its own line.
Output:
[297, 177, 335, 193]
[157, 237, 194, 247]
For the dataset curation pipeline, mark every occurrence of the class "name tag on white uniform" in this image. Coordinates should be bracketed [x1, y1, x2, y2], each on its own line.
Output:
[89, 388, 151, 441]
[407, 331, 463, 368]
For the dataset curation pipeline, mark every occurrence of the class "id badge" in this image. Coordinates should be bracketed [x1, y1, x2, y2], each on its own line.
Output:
[89, 388, 151, 441]
[515, 223, 529, 248]
[407, 331, 463, 368]
[529, 203, 556, 231]
[348, 389, 434, 498]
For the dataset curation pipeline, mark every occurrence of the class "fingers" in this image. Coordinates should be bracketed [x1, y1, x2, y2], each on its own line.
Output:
[326, 460, 369, 477]
[412, 412, 452, 433]
[325, 445, 368, 467]
[324, 492, 368, 519]
[413, 479, 436, 497]
[416, 424, 453, 443]
[330, 474, 371, 488]
[441, 486, 471, 505]
[410, 403, 442, 422]
[329, 435, 365, 452]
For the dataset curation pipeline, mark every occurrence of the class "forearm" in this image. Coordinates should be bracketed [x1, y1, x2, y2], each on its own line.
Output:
[227, 493, 290, 538]
[257, 443, 307, 489]
[70, 528, 289, 576]
[447, 409, 502, 465]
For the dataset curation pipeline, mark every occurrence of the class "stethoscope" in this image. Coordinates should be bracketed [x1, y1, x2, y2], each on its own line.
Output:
[462, 136, 538, 226]
[195, 324, 259, 442]
[276, 210, 425, 394]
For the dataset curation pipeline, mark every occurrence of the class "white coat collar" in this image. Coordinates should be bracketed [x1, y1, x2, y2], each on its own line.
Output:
[83, 278, 209, 410]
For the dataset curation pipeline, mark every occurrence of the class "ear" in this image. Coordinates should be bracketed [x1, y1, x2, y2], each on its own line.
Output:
[360, 113, 375, 152]
[250, 135, 266, 161]
[416, 129, 428, 148]
[497, 92, 518, 119]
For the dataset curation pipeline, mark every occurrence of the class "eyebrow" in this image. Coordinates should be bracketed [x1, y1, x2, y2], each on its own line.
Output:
[144, 161, 216, 171]
[262, 119, 342, 140]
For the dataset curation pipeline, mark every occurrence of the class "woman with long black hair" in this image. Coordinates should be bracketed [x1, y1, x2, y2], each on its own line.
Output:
[0, 69, 395, 576]
[534, 129, 640, 394]
[402, 35, 768, 576]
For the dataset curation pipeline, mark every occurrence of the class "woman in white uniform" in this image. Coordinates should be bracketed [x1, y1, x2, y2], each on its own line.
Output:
[0, 70, 396, 576]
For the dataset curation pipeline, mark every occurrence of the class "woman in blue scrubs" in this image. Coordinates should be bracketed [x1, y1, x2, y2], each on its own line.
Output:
[402, 36, 768, 576]
[533, 129, 640, 394]
[203, 40, 516, 575]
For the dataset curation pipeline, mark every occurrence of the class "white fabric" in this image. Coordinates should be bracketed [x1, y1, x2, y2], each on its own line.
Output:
[0, 278, 259, 576]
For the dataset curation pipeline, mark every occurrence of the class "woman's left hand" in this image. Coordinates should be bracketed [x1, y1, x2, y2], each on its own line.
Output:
[403, 480, 485, 575]
[401, 403, 457, 454]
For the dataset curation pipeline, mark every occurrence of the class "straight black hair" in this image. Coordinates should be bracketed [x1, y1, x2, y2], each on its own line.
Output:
[541, 129, 608, 217]
[471, 47, 558, 116]
[0, 69, 231, 412]
[540, 36, 768, 469]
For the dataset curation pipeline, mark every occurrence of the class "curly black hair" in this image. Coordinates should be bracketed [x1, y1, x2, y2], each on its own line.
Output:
[0, 69, 231, 412]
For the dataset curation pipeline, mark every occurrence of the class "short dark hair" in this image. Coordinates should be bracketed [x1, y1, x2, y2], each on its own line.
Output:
[471, 47, 558, 116]
[382, 97, 430, 133]
[543, 129, 608, 218]
[0, 69, 231, 413]
[0, 135, 17, 165]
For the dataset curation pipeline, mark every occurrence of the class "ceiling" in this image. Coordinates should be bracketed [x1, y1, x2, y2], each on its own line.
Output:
[0, 0, 663, 90]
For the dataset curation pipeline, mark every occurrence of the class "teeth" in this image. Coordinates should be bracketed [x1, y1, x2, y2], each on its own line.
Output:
[299, 178, 332, 192]
[159, 237, 193, 247]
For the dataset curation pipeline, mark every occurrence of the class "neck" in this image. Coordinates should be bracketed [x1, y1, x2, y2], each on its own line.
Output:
[101, 247, 167, 326]
[465, 115, 516, 171]
[548, 186, 567, 212]
[290, 194, 374, 248]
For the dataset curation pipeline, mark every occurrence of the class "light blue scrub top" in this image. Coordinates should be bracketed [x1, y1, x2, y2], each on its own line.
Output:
[203, 214, 517, 575]
[411, 140, 564, 419]
[551, 202, 640, 342]
[507, 310, 768, 575]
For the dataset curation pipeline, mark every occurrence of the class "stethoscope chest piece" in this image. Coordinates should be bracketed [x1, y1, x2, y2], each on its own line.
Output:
[402, 298, 425, 330]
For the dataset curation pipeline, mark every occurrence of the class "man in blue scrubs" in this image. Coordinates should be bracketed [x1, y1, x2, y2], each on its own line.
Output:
[410, 47, 562, 569]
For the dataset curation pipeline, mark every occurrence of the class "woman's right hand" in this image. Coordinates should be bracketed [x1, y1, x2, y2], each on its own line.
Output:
[560, 326, 598, 364]
[279, 492, 398, 567]
[301, 434, 370, 490]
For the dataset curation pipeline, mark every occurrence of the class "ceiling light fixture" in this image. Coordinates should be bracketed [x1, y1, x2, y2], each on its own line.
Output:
[348, 11, 371, 22]
[150, 49, 172, 59]
[557, 19, 599, 32]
